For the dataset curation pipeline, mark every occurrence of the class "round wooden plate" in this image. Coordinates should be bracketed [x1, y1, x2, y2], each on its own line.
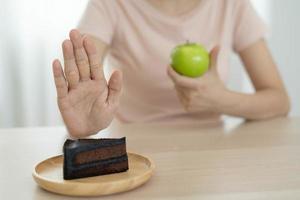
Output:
[33, 153, 155, 197]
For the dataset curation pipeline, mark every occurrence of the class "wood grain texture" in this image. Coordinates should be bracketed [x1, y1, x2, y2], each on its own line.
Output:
[1, 117, 300, 199]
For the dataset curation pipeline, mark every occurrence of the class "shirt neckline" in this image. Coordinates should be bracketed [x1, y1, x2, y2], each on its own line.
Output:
[137, 0, 207, 23]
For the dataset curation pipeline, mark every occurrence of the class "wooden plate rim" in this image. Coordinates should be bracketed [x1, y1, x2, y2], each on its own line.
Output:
[32, 152, 155, 187]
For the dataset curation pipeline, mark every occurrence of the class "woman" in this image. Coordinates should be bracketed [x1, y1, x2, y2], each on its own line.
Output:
[52, 0, 290, 137]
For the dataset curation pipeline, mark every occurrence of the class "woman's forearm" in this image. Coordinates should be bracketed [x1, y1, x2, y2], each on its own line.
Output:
[217, 89, 290, 120]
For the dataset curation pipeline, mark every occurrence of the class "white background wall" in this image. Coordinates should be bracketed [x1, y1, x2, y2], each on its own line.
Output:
[0, 0, 299, 128]
[269, 0, 300, 116]
[0, 0, 88, 127]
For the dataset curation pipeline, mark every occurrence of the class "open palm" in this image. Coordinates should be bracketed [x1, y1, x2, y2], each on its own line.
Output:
[52, 30, 122, 138]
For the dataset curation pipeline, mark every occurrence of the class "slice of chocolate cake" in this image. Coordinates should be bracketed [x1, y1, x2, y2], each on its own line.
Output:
[63, 137, 128, 180]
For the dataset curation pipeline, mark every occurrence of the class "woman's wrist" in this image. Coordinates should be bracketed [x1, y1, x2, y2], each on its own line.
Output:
[213, 88, 242, 115]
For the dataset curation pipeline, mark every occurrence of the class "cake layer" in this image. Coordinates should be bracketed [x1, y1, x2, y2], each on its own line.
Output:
[64, 138, 126, 150]
[63, 137, 129, 180]
[74, 144, 126, 165]
[64, 155, 128, 180]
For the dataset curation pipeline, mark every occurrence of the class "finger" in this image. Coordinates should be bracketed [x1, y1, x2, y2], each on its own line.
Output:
[83, 36, 104, 81]
[62, 39, 80, 89]
[209, 46, 220, 73]
[52, 59, 68, 98]
[175, 85, 190, 97]
[107, 70, 123, 107]
[174, 86, 190, 109]
[175, 85, 190, 102]
[167, 66, 198, 89]
[69, 29, 90, 81]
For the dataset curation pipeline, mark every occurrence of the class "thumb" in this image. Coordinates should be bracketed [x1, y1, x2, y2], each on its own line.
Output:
[209, 46, 220, 73]
[107, 70, 123, 106]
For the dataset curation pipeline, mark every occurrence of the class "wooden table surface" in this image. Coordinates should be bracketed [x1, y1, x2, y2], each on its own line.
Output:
[1, 117, 300, 199]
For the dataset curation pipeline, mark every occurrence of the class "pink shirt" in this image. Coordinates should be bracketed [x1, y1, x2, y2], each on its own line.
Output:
[78, 0, 267, 124]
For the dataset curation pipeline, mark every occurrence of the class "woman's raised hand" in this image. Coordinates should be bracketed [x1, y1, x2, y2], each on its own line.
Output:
[52, 29, 122, 138]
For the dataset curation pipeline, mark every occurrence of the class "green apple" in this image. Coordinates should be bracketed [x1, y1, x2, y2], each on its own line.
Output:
[171, 42, 210, 77]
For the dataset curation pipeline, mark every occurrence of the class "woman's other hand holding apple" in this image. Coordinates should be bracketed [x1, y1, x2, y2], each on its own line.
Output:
[167, 47, 226, 113]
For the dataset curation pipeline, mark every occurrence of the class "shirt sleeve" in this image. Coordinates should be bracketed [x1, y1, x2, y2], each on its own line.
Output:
[233, 0, 268, 52]
[77, 0, 117, 44]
